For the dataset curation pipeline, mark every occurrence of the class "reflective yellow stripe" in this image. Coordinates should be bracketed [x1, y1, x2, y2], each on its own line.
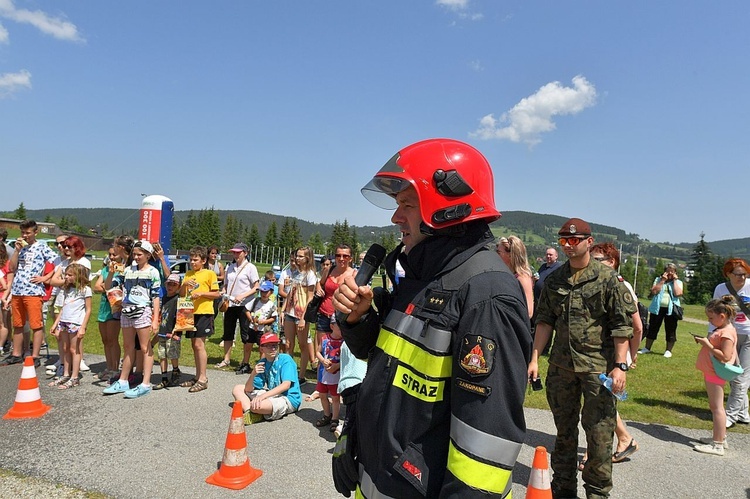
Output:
[377, 329, 452, 379]
[447, 441, 512, 496]
[393, 364, 446, 402]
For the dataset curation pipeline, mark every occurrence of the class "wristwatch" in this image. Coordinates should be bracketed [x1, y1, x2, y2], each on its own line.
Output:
[614, 362, 629, 372]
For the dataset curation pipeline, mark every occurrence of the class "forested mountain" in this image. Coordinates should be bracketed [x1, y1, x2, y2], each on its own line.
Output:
[17, 207, 749, 261]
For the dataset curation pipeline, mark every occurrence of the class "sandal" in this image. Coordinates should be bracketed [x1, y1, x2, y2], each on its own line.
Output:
[58, 377, 80, 390]
[188, 380, 208, 393]
[215, 360, 230, 369]
[330, 419, 340, 432]
[48, 376, 70, 387]
[315, 414, 332, 427]
[180, 377, 197, 388]
[304, 391, 320, 402]
[612, 439, 639, 463]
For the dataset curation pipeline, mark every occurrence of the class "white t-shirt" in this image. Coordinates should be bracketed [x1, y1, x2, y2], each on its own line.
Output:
[285, 269, 317, 319]
[713, 280, 750, 336]
[53, 257, 92, 306]
[59, 286, 93, 325]
[224, 260, 259, 306]
[245, 297, 278, 332]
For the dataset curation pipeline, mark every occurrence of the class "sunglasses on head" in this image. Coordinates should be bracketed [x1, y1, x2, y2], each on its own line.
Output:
[558, 236, 588, 246]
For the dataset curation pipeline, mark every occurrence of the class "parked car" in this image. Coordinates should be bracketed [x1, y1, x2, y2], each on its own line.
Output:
[169, 259, 189, 280]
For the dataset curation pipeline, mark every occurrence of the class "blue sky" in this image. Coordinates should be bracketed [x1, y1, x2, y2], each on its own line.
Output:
[1, 0, 748, 245]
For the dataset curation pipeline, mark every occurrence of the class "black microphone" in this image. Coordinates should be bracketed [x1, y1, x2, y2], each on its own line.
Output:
[336, 243, 387, 324]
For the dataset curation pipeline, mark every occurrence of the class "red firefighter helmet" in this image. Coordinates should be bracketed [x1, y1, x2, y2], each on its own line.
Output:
[361, 138, 501, 230]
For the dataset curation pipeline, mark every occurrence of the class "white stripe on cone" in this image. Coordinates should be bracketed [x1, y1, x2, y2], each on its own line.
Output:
[21, 364, 36, 378]
[528, 468, 551, 490]
[15, 388, 42, 403]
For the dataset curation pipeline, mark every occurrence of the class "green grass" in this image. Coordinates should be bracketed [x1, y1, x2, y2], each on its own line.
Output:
[525, 300, 749, 434]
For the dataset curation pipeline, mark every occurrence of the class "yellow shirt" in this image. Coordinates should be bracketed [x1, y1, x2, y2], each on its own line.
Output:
[184, 268, 219, 315]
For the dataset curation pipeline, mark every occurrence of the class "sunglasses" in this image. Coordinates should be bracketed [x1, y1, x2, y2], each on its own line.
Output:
[335, 254, 351, 259]
[56, 241, 67, 246]
[592, 255, 610, 262]
[559, 237, 587, 246]
[61, 245, 71, 249]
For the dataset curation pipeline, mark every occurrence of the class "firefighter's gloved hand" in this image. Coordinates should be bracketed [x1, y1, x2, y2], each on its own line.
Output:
[332, 399, 358, 496]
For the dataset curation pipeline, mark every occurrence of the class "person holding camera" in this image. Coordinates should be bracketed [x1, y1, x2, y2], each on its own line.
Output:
[640, 263, 683, 358]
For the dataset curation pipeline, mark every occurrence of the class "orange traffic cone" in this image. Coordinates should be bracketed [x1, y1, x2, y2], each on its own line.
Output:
[3, 356, 51, 419]
[526, 446, 552, 499]
[206, 401, 262, 489]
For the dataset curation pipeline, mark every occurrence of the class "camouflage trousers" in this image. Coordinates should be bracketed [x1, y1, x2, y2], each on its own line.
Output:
[546, 364, 617, 499]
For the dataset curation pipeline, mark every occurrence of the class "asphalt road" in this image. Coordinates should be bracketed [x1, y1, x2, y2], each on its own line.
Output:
[1, 353, 748, 499]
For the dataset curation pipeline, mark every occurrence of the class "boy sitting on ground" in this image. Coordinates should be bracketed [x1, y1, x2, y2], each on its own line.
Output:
[231, 332, 301, 424]
[152, 273, 182, 389]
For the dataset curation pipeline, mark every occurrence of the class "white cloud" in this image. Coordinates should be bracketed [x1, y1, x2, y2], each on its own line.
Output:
[436, 0, 469, 10]
[0, 22, 8, 43]
[0, 0, 83, 42]
[468, 59, 483, 72]
[470, 75, 597, 146]
[0, 69, 31, 98]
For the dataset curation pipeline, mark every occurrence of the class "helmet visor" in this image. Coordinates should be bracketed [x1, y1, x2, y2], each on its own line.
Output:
[361, 177, 411, 210]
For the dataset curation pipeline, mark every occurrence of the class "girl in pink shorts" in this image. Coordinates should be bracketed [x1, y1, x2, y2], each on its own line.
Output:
[693, 296, 739, 455]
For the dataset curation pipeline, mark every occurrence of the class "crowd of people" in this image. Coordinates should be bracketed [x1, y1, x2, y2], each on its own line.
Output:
[1, 138, 749, 498]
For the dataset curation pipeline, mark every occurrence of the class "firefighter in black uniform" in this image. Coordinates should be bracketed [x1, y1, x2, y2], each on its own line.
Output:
[332, 138, 533, 498]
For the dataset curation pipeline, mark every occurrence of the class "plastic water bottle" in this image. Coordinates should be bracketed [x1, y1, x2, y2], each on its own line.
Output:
[598, 373, 628, 401]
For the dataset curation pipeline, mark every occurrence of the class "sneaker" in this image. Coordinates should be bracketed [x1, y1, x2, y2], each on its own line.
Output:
[699, 437, 728, 449]
[103, 379, 130, 395]
[693, 442, 725, 456]
[663, 350, 672, 358]
[124, 384, 151, 399]
[638, 348, 651, 354]
[235, 363, 251, 375]
[46, 360, 60, 373]
[33, 357, 41, 368]
[243, 410, 264, 425]
[726, 418, 736, 429]
[79, 359, 90, 372]
[298, 376, 307, 385]
[0, 355, 23, 366]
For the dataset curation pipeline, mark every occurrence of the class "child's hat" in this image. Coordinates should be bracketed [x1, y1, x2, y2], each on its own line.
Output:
[259, 281, 274, 292]
[259, 332, 280, 345]
[166, 274, 181, 283]
[135, 240, 154, 255]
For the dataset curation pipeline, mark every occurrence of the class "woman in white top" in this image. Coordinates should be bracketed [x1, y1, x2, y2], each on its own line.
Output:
[496, 236, 534, 319]
[217, 243, 259, 371]
[713, 258, 750, 427]
[284, 246, 317, 384]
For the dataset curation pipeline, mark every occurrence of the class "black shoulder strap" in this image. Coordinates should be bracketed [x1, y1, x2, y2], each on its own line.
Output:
[725, 282, 750, 317]
[441, 249, 510, 291]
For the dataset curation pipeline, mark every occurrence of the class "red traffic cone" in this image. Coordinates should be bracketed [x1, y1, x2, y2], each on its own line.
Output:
[3, 356, 51, 419]
[526, 446, 552, 499]
[206, 401, 262, 489]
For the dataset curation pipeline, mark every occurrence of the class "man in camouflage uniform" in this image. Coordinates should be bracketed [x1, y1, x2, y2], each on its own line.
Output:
[528, 218, 635, 499]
